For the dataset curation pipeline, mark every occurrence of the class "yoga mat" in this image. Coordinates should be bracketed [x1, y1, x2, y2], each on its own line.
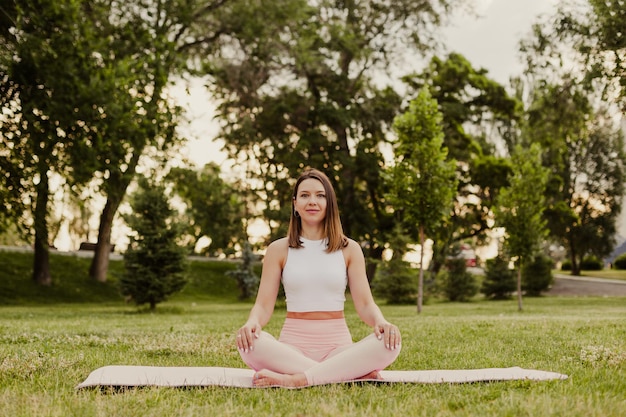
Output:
[76, 365, 568, 389]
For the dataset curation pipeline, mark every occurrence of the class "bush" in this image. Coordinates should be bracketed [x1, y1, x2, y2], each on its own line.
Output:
[481, 255, 516, 300]
[561, 260, 572, 271]
[521, 254, 553, 296]
[226, 242, 260, 300]
[439, 257, 478, 302]
[373, 257, 418, 304]
[120, 177, 188, 310]
[613, 253, 626, 270]
[581, 255, 603, 271]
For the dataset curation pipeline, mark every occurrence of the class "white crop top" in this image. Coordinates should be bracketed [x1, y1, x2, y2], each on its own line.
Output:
[281, 237, 347, 312]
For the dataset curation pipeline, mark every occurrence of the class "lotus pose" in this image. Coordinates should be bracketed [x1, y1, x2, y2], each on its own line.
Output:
[236, 168, 401, 387]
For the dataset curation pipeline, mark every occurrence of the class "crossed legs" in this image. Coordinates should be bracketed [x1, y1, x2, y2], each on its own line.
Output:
[239, 331, 401, 387]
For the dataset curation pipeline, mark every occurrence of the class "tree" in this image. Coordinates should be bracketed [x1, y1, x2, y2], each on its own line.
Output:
[494, 144, 549, 311]
[402, 53, 520, 277]
[120, 177, 188, 310]
[83, 0, 192, 283]
[522, 81, 625, 275]
[168, 163, 248, 257]
[0, 0, 112, 285]
[481, 254, 516, 300]
[205, 0, 470, 279]
[387, 88, 457, 313]
[522, 0, 626, 112]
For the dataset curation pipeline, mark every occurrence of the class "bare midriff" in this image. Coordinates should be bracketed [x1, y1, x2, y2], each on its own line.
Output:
[286, 311, 344, 320]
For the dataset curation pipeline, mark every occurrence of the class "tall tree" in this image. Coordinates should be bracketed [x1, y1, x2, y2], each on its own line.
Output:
[205, 0, 467, 276]
[518, 1, 626, 275]
[495, 144, 549, 311]
[523, 81, 625, 274]
[387, 88, 457, 313]
[0, 0, 112, 284]
[84, 0, 187, 282]
[402, 53, 519, 275]
[522, 0, 626, 112]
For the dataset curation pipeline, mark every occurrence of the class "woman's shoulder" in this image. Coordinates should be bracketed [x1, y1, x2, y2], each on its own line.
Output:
[266, 237, 289, 254]
[341, 237, 363, 255]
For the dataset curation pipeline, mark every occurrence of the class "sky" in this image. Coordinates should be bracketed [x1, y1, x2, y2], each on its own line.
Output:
[174, 0, 561, 170]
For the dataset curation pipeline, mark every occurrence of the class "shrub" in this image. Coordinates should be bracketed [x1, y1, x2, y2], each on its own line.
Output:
[439, 257, 478, 302]
[120, 177, 188, 310]
[613, 253, 626, 270]
[581, 255, 603, 271]
[373, 257, 418, 304]
[226, 242, 260, 300]
[561, 260, 572, 270]
[521, 254, 553, 296]
[481, 255, 516, 300]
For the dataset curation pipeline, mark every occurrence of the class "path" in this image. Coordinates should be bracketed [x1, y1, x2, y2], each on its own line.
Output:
[548, 274, 626, 296]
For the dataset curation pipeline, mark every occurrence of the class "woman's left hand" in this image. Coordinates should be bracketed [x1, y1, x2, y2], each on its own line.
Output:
[375, 322, 401, 350]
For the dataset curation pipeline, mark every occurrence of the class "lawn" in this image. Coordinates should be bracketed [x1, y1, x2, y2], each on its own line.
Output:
[0, 250, 625, 416]
[1, 298, 625, 417]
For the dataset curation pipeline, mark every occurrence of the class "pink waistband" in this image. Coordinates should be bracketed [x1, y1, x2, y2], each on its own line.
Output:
[278, 318, 353, 361]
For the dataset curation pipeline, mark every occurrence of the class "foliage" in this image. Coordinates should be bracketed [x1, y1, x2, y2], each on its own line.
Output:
[168, 163, 248, 257]
[205, 0, 469, 275]
[481, 255, 516, 300]
[495, 144, 549, 310]
[437, 257, 478, 302]
[521, 254, 554, 297]
[0, 0, 106, 285]
[520, 3, 626, 276]
[561, 260, 572, 271]
[580, 255, 603, 271]
[387, 88, 458, 312]
[522, 0, 626, 112]
[226, 242, 260, 300]
[526, 83, 625, 275]
[0, 0, 191, 284]
[402, 53, 520, 276]
[373, 257, 418, 305]
[613, 253, 626, 270]
[120, 178, 188, 310]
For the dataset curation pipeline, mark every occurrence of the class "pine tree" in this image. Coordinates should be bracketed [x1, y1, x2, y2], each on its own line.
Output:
[120, 177, 188, 310]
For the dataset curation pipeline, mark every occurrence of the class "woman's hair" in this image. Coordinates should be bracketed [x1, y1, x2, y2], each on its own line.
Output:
[288, 168, 347, 252]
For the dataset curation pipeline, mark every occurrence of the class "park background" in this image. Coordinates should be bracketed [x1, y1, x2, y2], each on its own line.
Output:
[1, 1, 626, 416]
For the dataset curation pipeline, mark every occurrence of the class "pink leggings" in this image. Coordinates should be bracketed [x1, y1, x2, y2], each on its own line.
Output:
[239, 318, 401, 386]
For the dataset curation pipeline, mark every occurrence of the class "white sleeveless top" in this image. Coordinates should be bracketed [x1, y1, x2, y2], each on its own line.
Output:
[281, 237, 347, 312]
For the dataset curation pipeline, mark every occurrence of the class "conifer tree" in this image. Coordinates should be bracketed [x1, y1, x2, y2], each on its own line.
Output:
[121, 177, 188, 310]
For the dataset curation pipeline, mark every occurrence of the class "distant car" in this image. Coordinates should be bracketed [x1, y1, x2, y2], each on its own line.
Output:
[458, 243, 477, 267]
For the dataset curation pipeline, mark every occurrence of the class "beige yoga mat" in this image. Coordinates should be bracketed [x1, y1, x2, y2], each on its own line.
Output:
[76, 366, 568, 389]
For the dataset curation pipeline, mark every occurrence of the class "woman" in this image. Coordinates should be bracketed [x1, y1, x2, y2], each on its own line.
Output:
[236, 168, 401, 387]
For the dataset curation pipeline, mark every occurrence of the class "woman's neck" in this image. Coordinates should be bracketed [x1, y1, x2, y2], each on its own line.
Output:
[300, 225, 324, 241]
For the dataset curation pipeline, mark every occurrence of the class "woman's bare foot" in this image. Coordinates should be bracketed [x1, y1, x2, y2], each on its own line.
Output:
[253, 370, 308, 388]
[356, 370, 382, 381]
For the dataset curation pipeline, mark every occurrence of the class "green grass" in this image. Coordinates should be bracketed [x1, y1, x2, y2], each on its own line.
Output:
[0, 250, 625, 416]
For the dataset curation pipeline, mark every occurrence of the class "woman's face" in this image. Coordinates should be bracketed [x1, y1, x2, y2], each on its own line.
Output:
[294, 178, 327, 223]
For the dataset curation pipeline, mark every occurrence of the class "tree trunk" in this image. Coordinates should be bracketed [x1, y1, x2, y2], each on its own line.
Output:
[90, 192, 125, 282]
[33, 169, 52, 286]
[417, 225, 425, 314]
[366, 245, 383, 283]
[89, 150, 142, 282]
[570, 257, 581, 276]
[516, 260, 523, 311]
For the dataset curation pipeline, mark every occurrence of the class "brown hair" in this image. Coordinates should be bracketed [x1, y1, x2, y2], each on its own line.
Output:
[287, 168, 347, 252]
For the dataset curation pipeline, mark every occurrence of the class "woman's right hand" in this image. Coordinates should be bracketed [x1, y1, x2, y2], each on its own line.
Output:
[236, 322, 261, 353]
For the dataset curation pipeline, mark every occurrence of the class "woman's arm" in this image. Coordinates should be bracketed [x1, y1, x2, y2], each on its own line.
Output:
[345, 239, 401, 350]
[236, 238, 286, 352]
